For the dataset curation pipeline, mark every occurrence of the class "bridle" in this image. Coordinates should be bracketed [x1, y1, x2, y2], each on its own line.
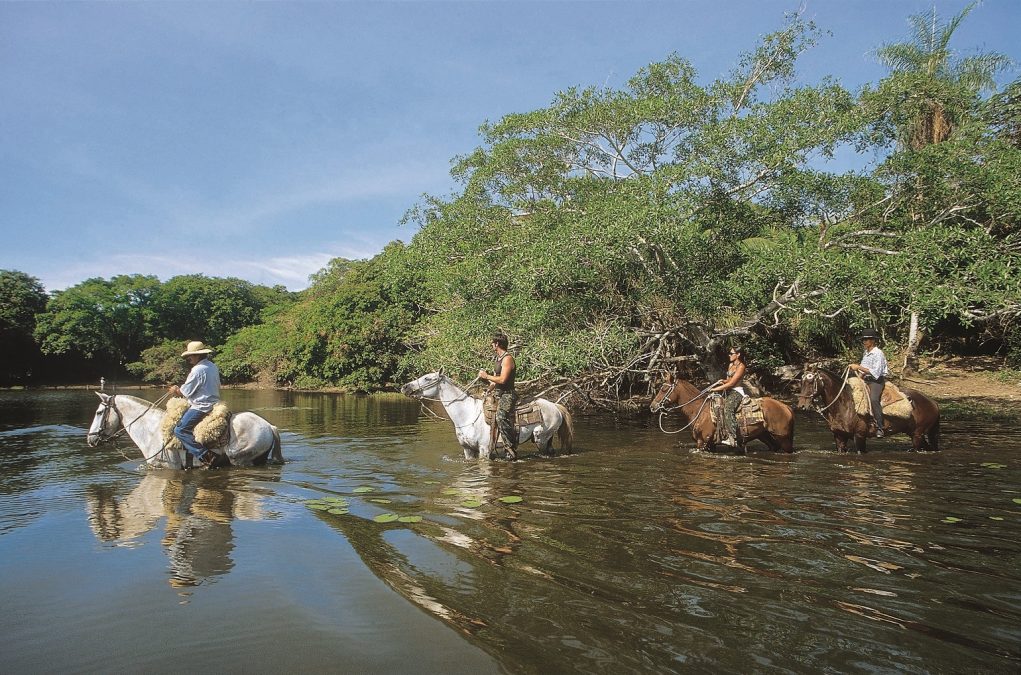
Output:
[801, 368, 851, 413]
[653, 381, 716, 434]
[404, 373, 486, 429]
[89, 392, 173, 462]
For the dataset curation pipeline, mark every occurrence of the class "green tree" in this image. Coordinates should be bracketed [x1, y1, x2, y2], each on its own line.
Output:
[0, 270, 48, 383]
[34, 275, 161, 367]
[872, 1, 1013, 371]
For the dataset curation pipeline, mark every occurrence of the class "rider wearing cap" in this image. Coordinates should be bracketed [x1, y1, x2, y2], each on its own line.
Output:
[168, 340, 222, 467]
[849, 328, 890, 437]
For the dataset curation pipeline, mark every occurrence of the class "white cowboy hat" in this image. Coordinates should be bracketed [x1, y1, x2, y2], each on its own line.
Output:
[181, 341, 214, 357]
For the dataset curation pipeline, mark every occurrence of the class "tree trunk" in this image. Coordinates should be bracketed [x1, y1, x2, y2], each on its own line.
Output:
[903, 310, 923, 375]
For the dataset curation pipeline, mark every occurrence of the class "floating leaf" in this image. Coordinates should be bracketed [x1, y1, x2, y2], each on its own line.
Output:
[328, 508, 349, 515]
[397, 515, 423, 523]
[980, 462, 1007, 469]
[353, 487, 375, 493]
[989, 516, 1004, 521]
[324, 497, 348, 503]
[423, 481, 440, 485]
[941, 517, 963, 524]
[1013, 498, 1021, 505]
[307, 504, 330, 511]
[498, 496, 524, 504]
[441, 488, 460, 496]
[369, 498, 393, 504]
[373, 513, 399, 523]
[461, 499, 483, 508]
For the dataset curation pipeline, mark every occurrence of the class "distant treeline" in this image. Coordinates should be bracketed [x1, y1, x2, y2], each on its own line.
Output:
[3, 6, 1018, 404]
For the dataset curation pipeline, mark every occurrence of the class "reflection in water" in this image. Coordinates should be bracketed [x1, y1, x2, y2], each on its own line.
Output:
[86, 473, 276, 588]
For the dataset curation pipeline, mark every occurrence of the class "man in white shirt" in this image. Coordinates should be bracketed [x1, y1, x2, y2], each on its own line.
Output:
[849, 328, 890, 437]
[168, 341, 222, 467]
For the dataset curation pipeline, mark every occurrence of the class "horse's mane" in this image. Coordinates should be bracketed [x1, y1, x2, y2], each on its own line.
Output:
[114, 394, 165, 410]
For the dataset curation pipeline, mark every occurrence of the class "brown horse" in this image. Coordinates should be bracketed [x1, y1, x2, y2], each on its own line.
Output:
[650, 373, 795, 452]
[797, 366, 940, 452]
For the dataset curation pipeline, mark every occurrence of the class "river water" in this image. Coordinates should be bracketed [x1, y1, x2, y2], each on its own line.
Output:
[1, 388, 1019, 673]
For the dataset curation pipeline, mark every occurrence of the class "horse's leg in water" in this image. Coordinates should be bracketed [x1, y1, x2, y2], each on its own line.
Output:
[832, 432, 850, 452]
[852, 434, 867, 453]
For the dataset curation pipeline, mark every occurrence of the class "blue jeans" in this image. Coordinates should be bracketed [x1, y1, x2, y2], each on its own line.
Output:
[174, 408, 209, 459]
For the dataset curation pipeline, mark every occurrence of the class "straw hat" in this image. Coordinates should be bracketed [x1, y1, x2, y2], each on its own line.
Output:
[181, 341, 214, 357]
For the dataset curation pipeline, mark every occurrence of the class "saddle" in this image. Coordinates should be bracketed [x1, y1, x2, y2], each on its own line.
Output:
[709, 395, 765, 440]
[848, 378, 913, 419]
[482, 392, 543, 429]
[162, 398, 232, 452]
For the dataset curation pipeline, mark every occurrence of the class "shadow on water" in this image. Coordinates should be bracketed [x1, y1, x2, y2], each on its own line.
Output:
[1, 388, 1020, 673]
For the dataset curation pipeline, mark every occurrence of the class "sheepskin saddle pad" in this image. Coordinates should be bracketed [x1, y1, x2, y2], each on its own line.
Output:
[161, 398, 232, 452]
[848, 378, 914, 419]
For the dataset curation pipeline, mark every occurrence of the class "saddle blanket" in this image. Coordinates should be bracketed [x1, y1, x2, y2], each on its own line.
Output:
[848, 378, 913, 419]
[162, 398, 232, 451]
[709, 396, 765, 428]
[483, 393, 543, 428]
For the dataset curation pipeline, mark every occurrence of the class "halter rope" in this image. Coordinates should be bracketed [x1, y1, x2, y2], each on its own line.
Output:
[814, 367, 853, 413]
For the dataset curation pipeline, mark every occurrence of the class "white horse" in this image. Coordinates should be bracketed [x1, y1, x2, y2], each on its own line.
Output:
[86, 393, 283, 469]
[401, 371, 574, 460]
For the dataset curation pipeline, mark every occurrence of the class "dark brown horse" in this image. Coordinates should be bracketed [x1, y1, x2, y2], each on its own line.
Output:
[650, 373, 795, 452]
[797, 366, 940, 452]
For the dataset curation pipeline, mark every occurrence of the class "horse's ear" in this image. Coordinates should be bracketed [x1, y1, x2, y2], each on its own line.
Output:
[437, 367, 445, 376]
[95, 392, 109, 402]
[665, 372, 674, 384]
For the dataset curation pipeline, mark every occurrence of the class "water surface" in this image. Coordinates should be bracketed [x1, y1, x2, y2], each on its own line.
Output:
[1, 388, 1019, 673]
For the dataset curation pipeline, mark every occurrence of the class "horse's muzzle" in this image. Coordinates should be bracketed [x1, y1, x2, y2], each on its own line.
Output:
[86, 433, 101, 447]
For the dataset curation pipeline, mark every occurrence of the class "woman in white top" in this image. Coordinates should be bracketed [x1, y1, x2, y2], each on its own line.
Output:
[849, 328, 890, 437]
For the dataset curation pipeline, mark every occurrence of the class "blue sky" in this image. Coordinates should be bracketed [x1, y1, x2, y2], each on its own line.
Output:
[2, 1, 1018, 292]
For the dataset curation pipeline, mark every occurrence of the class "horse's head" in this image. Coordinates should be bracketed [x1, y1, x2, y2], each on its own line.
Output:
[86, 392, 122, 447]
[400, 369, 446, 399]
[796, 366, 825, 410]
[650, 372, 678, 413]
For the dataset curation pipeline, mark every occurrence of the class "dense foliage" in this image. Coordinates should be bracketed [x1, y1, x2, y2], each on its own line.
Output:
[0, 270, 48, 383]
[10, 7, 1019, 399]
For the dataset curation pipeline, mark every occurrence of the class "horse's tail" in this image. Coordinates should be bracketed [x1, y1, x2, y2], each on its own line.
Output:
[269, 426, 284, 464]
[555, 404, 574, 454]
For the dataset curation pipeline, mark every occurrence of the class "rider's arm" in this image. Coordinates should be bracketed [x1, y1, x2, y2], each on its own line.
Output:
[710, 362, 745, 392]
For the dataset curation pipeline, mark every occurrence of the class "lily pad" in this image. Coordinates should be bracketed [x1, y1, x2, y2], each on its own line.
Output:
[1013, 498, 1021, 505]
[989, 516, 1004, 521]
[324, 497, 348, 503]
[441, 488, 461, 496]
[328, 508, 349, 515]
[941, 516, 963, 524]
[307, 504, 330, 511]
[498, 496, 524, 504]
[397, 515, 423, 523]
[461, 499, 483, 508]
[353, 486, 375, 494]
[373, 513, 399, 523]
[369, 498, 393, 504]
[980, 462, 1007, 469]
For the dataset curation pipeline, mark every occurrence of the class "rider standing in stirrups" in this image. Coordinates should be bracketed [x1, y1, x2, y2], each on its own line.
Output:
[709, 345, 748, 447]
[478, 333, 517, 459]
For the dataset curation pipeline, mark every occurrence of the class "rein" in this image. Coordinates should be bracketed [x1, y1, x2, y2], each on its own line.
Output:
[94, 392, 174, 463]
[411, 375, 487, 429]
[657, 394, 715, 434]
[813, 367, 852, 413]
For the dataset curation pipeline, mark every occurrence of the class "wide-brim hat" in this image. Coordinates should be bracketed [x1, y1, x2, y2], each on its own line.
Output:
[859, 328, 881, 341]
[181, 341, 214, 357]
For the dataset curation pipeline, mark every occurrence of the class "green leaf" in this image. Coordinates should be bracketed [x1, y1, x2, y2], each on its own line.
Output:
[369, 498, 393, 504]
[373, 513, 399, 523]
[498, 495, 524, 504]
[397, 515, 423, 523]
[328, 508, 349, 515]
[980, 462, 1007, 469]
[307, 504, 330, 511]
[941, 516, 963, 523]
[441, 488, 461, 496]
[461, 499, 483, 508]
[1013, 498, 1021, 505]
[353, 486, 375, 493]
[989, 516, 1004, 521]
